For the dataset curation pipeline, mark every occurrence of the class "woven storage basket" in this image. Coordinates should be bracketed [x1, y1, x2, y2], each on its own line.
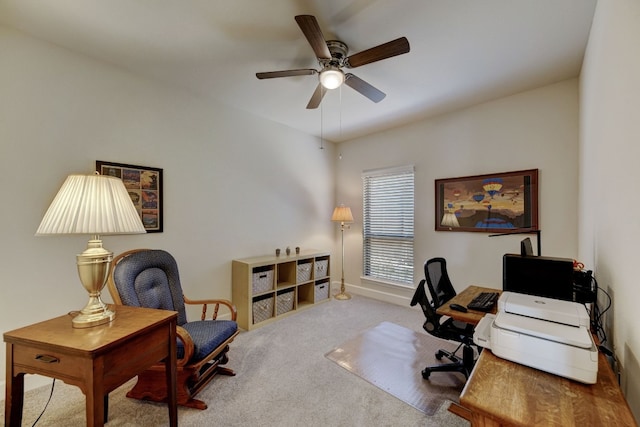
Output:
[276, 290, 294, 315]
[297, 262, 312, 283]
[315, 260, 328, 278]
[314, 281, 329, 302]
[252, 295, 274, 324]
[252, 269, 273, 294]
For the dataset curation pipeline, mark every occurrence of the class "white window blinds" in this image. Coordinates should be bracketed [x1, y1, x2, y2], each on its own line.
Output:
[362, 165, 415, 285]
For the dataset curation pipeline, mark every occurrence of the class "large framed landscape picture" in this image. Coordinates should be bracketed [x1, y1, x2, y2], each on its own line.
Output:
[435, 169, 538, 233]
[96, 160, 163, 232]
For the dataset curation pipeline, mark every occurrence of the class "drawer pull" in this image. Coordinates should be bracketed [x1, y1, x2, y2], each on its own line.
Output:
[35, 354, 59, 364]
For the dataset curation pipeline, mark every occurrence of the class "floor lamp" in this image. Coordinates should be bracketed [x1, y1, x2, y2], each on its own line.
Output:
[332, 205, 354, 300]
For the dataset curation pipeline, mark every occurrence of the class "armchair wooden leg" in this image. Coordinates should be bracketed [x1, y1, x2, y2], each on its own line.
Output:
[218, 367, 236, 376]
[127, 370, 210, 410]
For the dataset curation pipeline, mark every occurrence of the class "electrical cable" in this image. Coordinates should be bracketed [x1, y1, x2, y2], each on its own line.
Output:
[591, 276, 612, 347]
[31, 378, 56, 427]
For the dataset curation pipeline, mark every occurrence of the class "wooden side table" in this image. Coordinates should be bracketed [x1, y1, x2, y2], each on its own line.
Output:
[4, 305, 178, 427]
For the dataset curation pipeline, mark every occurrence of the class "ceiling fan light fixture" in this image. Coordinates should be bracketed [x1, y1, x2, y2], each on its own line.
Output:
[319, 66, 344, 89]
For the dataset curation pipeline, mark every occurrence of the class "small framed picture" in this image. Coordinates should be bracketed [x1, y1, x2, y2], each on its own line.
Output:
[96, 160, 163, 232]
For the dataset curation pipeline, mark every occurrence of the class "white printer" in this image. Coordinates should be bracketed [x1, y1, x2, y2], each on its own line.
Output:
[473, 291, 598, 384]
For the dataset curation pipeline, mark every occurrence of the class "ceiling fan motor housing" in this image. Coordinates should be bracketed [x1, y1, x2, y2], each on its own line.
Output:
[322, 40, 349, 68]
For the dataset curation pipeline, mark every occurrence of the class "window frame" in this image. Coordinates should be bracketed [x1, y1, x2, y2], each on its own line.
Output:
[362, 165, 415, 286]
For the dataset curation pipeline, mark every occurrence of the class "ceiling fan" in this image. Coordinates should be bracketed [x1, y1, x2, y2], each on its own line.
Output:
[256, 15, 410, 109]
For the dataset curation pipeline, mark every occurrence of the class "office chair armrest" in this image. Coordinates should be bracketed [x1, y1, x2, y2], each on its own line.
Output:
[183, 296, 238, 321]
[176, 325, 195, 367]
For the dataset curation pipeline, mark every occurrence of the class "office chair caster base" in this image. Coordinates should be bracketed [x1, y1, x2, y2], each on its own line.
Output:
[436, 349, 460, 364]
[422, 368, 432, 380]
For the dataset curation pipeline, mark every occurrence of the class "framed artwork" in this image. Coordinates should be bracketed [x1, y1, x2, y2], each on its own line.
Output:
[96, 160, 163, 233]
[435, 169, 538, 233]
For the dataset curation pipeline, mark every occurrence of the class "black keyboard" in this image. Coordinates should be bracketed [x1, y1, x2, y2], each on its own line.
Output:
[467, 292, 499, 312]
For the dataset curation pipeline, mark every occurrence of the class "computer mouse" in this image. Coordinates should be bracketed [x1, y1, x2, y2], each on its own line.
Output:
[450, 303, 468, 313]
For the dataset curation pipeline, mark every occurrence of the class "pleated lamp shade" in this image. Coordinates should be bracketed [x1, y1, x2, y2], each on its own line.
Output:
[331, 205, 354, 223]
[36, 174, 146, 236]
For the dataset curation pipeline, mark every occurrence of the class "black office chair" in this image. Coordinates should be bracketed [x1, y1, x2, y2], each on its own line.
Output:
[424, 257, 456, 308]
[411, 271, 475, 379]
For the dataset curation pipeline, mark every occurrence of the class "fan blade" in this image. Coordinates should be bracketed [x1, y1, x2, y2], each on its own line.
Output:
[344, 73, 386, 103]
[345, 37, 410, 68]
[256, 69, 317, 79]
[306, 83, 327, 109]
[295, 15, 331, 60]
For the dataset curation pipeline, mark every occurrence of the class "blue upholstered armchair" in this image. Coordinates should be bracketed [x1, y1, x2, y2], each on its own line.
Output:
[107, 249, 238, 410]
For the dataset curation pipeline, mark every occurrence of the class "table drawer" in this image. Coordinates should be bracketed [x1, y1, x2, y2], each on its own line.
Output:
[12, 345, 85, 381]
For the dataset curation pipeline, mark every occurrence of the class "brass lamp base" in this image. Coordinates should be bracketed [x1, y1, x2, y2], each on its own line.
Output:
[72, 304, 116, 328]
[334, 291, 351, 300]
[334, 279, 351, 300]
[73, 237, 116, 328]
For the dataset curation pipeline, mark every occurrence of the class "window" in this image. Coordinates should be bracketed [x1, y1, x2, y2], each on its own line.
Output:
[362, 165, 415, 285]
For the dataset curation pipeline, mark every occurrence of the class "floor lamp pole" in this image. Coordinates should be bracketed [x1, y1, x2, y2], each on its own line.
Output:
[335, 221, 351, 300]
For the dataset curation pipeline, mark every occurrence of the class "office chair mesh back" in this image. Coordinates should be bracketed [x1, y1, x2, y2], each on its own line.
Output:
[410, 279, 440, 334]
[425, 257, 456, 308]
[411, 279, 470, 340]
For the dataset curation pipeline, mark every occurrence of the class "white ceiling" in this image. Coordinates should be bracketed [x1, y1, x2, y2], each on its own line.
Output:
[0, 0, 597, 142]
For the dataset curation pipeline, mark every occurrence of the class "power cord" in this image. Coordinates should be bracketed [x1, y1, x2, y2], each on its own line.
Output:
[592, 278, 611, 346]
[585, 276, 615, 359]
[31, 378, 56, 427]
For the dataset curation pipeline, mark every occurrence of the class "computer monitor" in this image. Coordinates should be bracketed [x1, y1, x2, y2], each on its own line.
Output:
[502, 254, 575, 301]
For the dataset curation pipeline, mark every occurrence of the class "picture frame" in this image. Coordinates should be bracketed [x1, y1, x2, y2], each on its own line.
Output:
[435, 169, 538, 233]
[96, 160, 163, 233]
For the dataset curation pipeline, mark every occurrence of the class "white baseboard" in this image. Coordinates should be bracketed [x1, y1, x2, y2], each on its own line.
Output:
[331, 280, 414, 307]
[0, 374, 54, 402]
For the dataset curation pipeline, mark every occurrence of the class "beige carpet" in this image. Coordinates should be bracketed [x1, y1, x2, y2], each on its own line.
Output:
[325, 321, 465, 415]
[1, 295, 470, 426]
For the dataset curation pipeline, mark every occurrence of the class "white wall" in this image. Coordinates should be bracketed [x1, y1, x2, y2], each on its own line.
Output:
[0, 26, 336, 395]
[580, 0, 640, 419]
[335, 80, 579, 302]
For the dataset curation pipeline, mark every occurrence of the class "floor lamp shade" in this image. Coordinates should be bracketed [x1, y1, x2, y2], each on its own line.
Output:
[331, 205, 354, 224]
[36, 173, 146, 328]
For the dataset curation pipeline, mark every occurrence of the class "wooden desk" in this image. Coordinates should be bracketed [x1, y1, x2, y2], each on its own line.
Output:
[4, 305, 178, 427]
[437, 285, 501, 325]
[447, 286, 637, 426]
[460, 344, 637, 426]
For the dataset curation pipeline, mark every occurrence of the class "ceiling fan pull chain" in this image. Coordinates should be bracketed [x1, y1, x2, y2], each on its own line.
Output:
[339, 85, 343, 139]
[320, 90, 324, 150]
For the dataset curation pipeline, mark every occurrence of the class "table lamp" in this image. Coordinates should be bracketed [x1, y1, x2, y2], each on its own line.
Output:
[36, 173, 146, 328]
[331, 205, 354, 300]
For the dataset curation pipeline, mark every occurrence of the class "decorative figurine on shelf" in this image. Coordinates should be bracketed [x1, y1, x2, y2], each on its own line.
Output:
[286, 247, 291, 256]
[276, 248, 281, 256]
[296, 246, 300, 255]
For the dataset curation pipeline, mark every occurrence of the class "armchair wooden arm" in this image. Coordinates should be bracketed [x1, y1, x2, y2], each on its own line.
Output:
[183, 296, 237, 321]
[175, 325, 195, 367]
